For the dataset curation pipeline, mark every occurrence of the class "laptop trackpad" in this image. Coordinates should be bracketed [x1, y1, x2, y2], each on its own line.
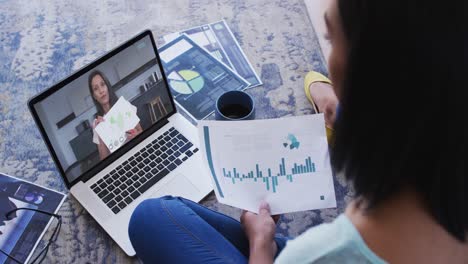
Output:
[151, 174, 200, 198]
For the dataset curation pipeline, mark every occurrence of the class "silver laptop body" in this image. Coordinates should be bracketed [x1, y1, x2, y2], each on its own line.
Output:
[28, 30, 212, 256]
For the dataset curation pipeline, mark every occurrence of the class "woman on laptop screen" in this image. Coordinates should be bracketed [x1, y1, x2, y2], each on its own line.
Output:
[88, 70, 143, 160]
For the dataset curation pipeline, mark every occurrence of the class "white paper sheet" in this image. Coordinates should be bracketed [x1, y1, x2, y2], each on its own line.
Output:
[95, 96, 140, 153]
[198, 114, 337, 214]
[0, 172, 66, 264]
[161, 20, 262, 88]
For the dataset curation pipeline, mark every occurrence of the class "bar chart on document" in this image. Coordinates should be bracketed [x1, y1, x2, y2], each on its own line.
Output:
[221, 156, 317, 193]
[198, 114, 337, 214]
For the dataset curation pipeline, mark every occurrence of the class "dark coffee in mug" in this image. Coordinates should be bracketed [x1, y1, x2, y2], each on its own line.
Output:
[219, 104, 251, 119]
[215, 90, 255, 120]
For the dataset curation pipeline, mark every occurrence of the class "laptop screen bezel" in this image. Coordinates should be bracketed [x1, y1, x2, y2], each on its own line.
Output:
[28, 30, 177, 189]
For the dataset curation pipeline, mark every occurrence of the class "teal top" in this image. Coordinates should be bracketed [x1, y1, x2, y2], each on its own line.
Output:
[275, 214, 387, 264]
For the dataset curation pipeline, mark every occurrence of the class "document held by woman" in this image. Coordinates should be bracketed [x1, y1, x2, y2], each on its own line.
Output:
[198, 114, 336, 215]
[94, 96, 140, 153]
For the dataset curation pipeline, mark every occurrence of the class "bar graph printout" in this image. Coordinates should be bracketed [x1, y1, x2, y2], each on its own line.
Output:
[198, 114, 337, 214]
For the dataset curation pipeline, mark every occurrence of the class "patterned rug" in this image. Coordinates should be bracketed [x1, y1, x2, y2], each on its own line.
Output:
[0, 0, 351, 262]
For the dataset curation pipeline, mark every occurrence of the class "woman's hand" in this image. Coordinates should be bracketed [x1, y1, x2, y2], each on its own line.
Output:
[125, 129, 139, 141]
[241, 202, 278, 264]
[93, 116, 105, 129]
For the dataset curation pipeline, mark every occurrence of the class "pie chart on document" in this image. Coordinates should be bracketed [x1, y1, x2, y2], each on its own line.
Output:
[168, 69, 205, 95]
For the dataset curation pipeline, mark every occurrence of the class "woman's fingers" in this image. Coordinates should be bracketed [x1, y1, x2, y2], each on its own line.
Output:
[258, 202, 281, 223]
[259, 201, 271, 215]
[240, 202, 277, 251]
[125, 129, 138, 141]
[272, 215, 280, 223]
[93, 116, 105, 128]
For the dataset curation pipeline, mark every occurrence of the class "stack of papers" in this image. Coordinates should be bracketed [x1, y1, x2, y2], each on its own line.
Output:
[95, 97, 139, 153]
[159, 20, 262, 121]
[0, 172, 65, 264]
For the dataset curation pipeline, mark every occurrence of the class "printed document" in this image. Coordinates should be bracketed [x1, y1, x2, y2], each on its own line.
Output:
[159, 34, 250, 121]
[162, 20, 262, 88]
[198, 114, 337, 214]
[95, 96, 140, 153]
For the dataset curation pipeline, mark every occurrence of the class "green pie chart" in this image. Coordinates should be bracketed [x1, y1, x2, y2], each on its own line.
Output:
[168, 70, 205, 95]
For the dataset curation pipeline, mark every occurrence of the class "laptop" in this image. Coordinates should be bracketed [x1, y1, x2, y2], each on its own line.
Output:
[28, 30, 213, 256]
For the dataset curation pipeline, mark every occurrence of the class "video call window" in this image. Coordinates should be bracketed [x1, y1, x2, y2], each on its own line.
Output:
[34, 36, 174, 182]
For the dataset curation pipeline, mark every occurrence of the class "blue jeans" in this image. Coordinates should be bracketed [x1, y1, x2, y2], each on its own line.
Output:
[128, 196, 288, 263]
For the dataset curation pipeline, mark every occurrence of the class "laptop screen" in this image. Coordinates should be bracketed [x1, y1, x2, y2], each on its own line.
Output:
[32, 34, 174, 184]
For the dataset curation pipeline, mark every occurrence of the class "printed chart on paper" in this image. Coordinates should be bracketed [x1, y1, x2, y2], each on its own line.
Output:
[198, 114, 337, 214]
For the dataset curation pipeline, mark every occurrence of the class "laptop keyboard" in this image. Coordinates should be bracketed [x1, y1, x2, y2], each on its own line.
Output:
[90, 127, 199, 214]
